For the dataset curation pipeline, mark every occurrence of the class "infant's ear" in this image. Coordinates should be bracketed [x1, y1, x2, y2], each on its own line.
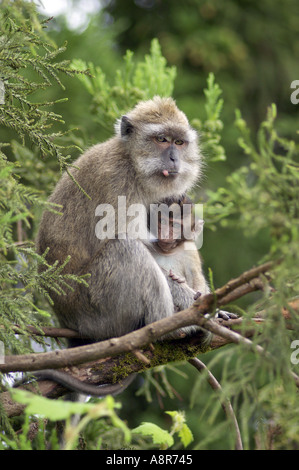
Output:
[193, 219, 204, 238]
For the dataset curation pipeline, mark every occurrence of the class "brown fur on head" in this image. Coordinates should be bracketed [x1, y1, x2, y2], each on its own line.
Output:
[115, 96, 197, 141]
[150, 195, 198, 253]
[123, 96, 189, 125]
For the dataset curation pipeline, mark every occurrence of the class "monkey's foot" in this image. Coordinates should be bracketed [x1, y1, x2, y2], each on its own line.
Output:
[215, 309, 239, 320]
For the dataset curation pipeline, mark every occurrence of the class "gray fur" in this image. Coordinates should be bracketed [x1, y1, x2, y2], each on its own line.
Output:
[35, 97, 209, 395]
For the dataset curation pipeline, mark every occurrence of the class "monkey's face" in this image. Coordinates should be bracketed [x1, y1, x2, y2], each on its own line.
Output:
[136, 128, 200, 198]
[115, 97, 202, 200]
[120, 126, 201, 200]
[153, 134, 187, 177]
[156, 215, 184, 252]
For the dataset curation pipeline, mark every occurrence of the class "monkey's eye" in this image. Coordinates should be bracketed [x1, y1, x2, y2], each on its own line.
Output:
[156, 136, 168, 143]
[160, 217, 169, 226]
[174, 139, 185, 146]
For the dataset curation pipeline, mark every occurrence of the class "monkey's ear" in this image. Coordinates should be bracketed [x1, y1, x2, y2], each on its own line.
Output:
[120, 115, 134, 137]
[194, 219, 204, 236]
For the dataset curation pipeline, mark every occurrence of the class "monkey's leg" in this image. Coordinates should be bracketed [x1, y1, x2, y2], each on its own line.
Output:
[81, 239, 176, 341]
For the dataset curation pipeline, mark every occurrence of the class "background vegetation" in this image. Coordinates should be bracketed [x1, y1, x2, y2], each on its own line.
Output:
[0, 0, 299, 450]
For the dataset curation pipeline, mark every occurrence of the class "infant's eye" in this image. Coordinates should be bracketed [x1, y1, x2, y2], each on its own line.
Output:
[174, 139, 184, 146]
[156, 136, 167, 143]
[160, 217, 169, 226]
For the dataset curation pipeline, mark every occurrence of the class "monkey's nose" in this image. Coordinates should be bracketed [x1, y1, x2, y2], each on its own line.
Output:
[170, 153, 179, 163]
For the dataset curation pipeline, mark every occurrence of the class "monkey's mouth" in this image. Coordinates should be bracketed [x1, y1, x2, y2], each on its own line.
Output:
[162, 169, 179, 177]
[157, 240, 178, 251]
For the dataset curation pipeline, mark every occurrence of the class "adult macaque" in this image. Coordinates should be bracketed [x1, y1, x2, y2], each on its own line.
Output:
[33, 97, 215, 395]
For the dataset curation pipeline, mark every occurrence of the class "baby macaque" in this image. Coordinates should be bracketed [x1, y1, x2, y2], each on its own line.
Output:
[149, 196, 209, 313]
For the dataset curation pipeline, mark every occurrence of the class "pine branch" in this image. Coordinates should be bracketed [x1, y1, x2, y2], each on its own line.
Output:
[0, 7, 88, 170]
[6, 296, 298, 341]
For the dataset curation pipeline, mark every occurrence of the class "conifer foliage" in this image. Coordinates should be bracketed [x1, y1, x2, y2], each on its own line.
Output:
[0, 1, 87, 356]
[0, 0, 299, 451]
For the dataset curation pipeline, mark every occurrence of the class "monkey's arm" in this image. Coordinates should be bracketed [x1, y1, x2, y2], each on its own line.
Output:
[154, 247, 208, 310]
[168, 269, 238, 319]
[166, 271, 198, 311]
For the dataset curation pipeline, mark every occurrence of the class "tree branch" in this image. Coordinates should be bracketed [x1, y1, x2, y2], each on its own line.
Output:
[0, 261, 274, 374]
[4, 259, 298, 420]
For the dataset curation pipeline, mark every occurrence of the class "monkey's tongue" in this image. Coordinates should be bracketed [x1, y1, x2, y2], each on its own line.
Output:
[162, 169, 169, 177]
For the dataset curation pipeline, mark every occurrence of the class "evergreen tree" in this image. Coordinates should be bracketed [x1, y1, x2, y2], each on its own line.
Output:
[0, 0, 298, 451]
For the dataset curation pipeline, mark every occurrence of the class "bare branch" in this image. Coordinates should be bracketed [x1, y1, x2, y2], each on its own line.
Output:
[0, 261, 274, 374]
[3, 301, 299, 418]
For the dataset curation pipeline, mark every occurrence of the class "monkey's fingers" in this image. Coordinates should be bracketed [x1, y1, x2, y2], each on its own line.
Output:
[194, 291, 202, 300]
[215, 309, 239, 321]
[168, 270, 186, 284]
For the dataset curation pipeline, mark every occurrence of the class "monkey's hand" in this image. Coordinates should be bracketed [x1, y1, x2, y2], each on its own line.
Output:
[193, 291, 202, 301]
[168, 269, 186, 284]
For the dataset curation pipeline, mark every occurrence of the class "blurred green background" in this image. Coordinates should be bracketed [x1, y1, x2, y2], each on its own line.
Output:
[34, 0, 299, 288]
[1, 0, 299, 449]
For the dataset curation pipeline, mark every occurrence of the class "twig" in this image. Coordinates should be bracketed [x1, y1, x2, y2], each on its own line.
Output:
[188, 358, 243, 450]
[218, 278, 265, 305]
[207, 260, 275, 302]
[132, 350, 151, 365]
